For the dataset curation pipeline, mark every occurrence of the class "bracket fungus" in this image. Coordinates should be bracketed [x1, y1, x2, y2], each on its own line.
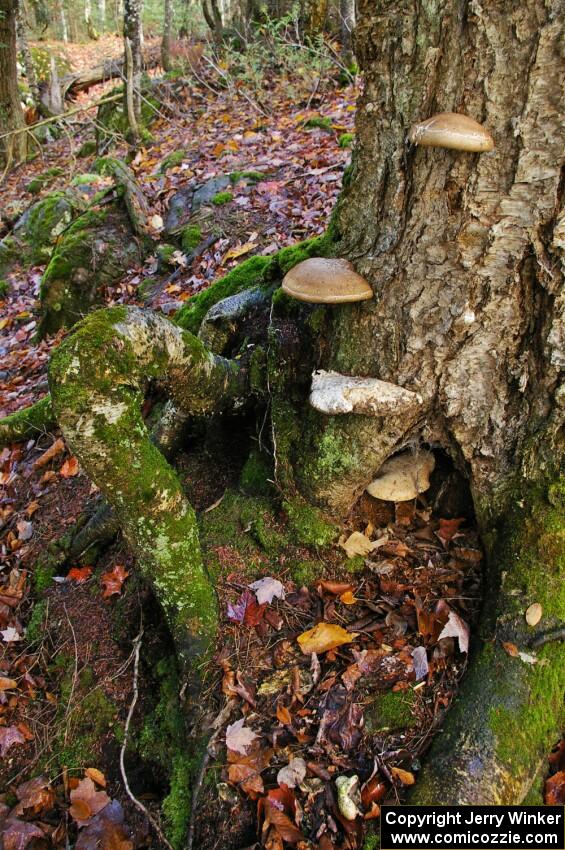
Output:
[366, 450, 435, 502]
[309, 369, 423, 416]
[281, 258, 373, 304]
[408, 113, 494, 153]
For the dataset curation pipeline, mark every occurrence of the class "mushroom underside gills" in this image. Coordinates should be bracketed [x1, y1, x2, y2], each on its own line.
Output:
[366, 450, 436, 502]
[309, 369, 423, 416]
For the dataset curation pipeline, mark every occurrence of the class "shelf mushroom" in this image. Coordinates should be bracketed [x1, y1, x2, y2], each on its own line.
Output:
[309, 370, 423, 416]
[366, 450, 435, 502]
[281, 258, 373, 304]
[408, 112, 494, 153]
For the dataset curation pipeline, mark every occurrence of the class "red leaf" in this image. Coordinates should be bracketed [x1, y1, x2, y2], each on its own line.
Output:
[60, 456, 79, 477]
[67, 566, 93, 583]
[100, 565, 130, 599]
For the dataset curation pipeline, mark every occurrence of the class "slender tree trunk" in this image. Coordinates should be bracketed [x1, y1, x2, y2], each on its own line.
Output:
[16, 1, 39, 106]
[305, 0, 328, 36]
[161, 0, 173, 72]
[58, 2, 68, 40]
[0, 0, 27, 166]
[123, 0, 142, 125]
[202, 0, 223, 44]
[98, 0, 105, 30]
[274, 0, 564, 803]
[339, 0, 354, 66]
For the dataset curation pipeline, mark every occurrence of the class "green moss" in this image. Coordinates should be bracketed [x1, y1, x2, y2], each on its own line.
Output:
[304, 116, 333, 131]
[0, 279, 9, 298]
[157, 243, 177, 267]
[212, 191, 233, 206]
[138, 276, 157, 301]
[26, 600, 47, 643]
[291, 560, 324, 585]
[344, 555, 365, 574]
[23, 191, 76, 263]
[239, 448, 273, 496]
[180, 224, 202, 252]
[175, 255, 275, 334]
[71, 172, 101, 186]
[27, 167, 64, 195]
[363, 828, 380, 850]
[365, 689, 418, 733]
[283, 497, 338, 547]
[78, 140, 97, 158]
[160, 150, 187, 173]
[276, 234, 333, 274]
[0, 396, 55, 448]
[162, 754, 194, 849]
[229, 170, 264, 184]
[339, 132, 354, 148]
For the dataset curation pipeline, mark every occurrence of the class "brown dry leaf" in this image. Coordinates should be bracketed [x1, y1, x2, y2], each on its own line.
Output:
[14, 775, 54, 816]
[75, 800, 132, 850]
[60, 457, 79, 478]
[0, 725, 26, 757]
[276, 703, 292, 726]
[1, 817, 43, 850]
[390, 767, 415, 786]
[297, 622, 357, 655]
[318, 581, 355, 595]
[85, 768, 106, 788]
[228, 762, 264, 798]
[502, 641, 519, 658]
[33, 438, 65, 469]
[100, 565, 130, 599]
[225, 718, 259, 755]
[545, 771, 565, 805]
[222, 241, 256, 263]
[265, 804, 304, 844]
[69, 777, 111, 826]
[437, 517, 465, 542]
[0, 676, 18, 690]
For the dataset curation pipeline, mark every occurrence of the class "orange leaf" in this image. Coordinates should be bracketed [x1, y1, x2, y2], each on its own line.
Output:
[85, 768, 106, 787]
[339, 591, 358, 605]
[276, 704, 292, 726]
[67, 566, 93, 583]
[502, 641, 519, 657]
[0, 677, 18, 690]
[60, 457, 79, 477]
[100, 564, 130, 599]
[297, 622, 356, 655]
[390, 767, 415, 786]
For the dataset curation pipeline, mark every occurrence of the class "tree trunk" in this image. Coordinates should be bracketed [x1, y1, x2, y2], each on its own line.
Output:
[305, 0, 328, 36]
[123, 0, 142, 123]
[0, 0, 27, 166]
[339, 0, 354, 66]
[276, 0, 564, 803]
[161, 0, 173, 72]
[98, 0, 106, 30]
[16, 2, 39, 106]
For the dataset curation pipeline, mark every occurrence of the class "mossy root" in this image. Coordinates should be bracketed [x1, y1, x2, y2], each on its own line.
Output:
[48, 305, 254, 700]
[0, 396, 55, 447]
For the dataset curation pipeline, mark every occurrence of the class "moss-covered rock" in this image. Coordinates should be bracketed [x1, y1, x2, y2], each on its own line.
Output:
[38, 207, 142, 337]
[26, 167, 64, 195]
[212, 191, 233, 206]
[160, 149, 188, 173]
[78, 140, 97, 158]
[96, 85, 160, 149]
[365, 689, 418, 733]
[180, 224, 202, 253]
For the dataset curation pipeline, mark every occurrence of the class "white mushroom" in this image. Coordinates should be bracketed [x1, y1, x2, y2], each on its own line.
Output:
[309, 370, 423, 416]
[366, 450, 435, 502]
[335, 775, 360, 821]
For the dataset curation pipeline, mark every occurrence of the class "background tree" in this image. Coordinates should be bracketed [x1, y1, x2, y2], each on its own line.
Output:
[123, 0, 142, 137]
[339, 0, 354, 66]
[161, 0, 173, 71]
[0, 0, 28, 166]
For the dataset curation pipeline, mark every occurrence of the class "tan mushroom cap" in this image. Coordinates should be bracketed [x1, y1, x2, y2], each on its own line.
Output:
[281, 258, 373, 304]
[366, 450, 436, 502]
[408, 112, 494, 153]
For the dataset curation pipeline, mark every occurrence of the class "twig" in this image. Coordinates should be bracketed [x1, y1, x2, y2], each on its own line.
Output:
[120, 625, 175, 850]
[530, 627, 565, 649]
[0, 93, 123, 142]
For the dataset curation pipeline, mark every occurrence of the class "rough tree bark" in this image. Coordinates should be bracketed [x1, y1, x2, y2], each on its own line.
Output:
[123, 0, 142, 122]
[16, 3, 39, 106]
[161, 0, 173, 72]
[0, 0, 28, 166]
[44, 0, 564, 810]
[275, 0, 564, 803]
[339, 0, 355, 67]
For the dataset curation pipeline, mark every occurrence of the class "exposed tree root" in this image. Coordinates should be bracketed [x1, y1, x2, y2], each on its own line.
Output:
[48, 305, 260, 702]
[0, 396, 55, 447]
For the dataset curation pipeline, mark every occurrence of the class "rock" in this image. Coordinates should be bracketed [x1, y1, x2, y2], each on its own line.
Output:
[191, 174, 231, 212]
[164, 187, 193, 234]
[366, 450, 436, 502]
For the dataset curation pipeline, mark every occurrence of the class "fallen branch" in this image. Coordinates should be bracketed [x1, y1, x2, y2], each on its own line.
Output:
[0, 93, 123, 142]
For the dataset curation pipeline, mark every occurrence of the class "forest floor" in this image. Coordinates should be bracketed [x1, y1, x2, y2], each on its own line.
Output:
[0, 41, 563, 850]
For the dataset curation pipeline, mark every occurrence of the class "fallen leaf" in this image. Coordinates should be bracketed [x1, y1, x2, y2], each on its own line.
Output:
[69, 777, 111, 826]
[545, 771, 565, 805]
[437, 517, 465, 542]
[276, 704, 292, 726]
[412, 646, 429, 681]
[0, 677, 18, 690]
[16, 520, 33, 542]
[340, 591, 358, 605]
[1, 818, 43, 850]
[502, 641, 519, 658]
[0, 725, 26, 757]
[227, 762, 264, 798]
[249, 577, 285, 605]
[297, 622, 357, 655]
[339, 531, 386, 559]
[100, 565, 130, 599]
[75, 800, 133, 850]
[225, 718, 259, 755]
[277, 757, 306, 789]
[525, 602, 542, 626]
[60, 456, 79, 477]
[1, 627, 21, 642]
[66, 566, 93, 583]
[33, 438, 65, 469]
[14, 775, 54, 815]
[318, 581, 354, 595]
[390, 767, 415, 786]
[438, 609, 469, 653]
[223, 241, 257, 262]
